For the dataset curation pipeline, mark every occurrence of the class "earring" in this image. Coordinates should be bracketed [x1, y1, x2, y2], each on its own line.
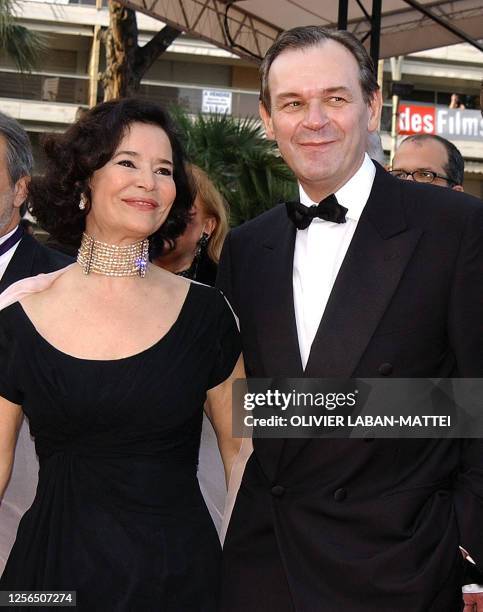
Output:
[193, 232, 210, 265]
[197, 232, 210, 250]
[79, 193, 88, 210]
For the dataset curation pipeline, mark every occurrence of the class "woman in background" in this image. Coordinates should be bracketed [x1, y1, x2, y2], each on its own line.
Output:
[154, 164, 229, 286]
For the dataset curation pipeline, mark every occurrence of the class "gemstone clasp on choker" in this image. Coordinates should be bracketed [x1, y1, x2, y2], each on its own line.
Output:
[77, 233, 149, 277]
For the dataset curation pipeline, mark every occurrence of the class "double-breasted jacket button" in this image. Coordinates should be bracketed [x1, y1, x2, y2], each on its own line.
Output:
[271, 485, 286, 497]
[378, 362, 393, 376]
[333, 488, 347, 502]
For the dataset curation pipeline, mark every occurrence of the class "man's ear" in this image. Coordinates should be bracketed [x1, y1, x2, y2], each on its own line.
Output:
[259, 101, 275, 140]
[367, 89, 383, 133]
[13, 175, 30, 210]
[452, 184, 464, 192]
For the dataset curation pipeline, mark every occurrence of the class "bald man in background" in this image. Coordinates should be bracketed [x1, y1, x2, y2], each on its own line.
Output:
[391, 134, 465, 192]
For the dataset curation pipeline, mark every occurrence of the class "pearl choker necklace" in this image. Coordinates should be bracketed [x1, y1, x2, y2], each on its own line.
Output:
[77, 233, 149, 277]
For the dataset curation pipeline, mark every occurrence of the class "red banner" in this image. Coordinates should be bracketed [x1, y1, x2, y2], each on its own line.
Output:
[398, 104, 436, 135]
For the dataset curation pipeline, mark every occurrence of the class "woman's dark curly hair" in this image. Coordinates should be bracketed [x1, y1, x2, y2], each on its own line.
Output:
[29, 98, 193, 252]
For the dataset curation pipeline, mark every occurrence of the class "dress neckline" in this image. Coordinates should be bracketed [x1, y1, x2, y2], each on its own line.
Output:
[14, 282, 195, 363]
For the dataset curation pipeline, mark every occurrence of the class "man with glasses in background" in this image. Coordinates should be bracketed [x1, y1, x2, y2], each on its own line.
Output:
[391, 134, 465, 191]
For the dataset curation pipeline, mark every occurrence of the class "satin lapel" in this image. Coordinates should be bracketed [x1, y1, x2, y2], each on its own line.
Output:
[256, 217, 303, 377]
[0, 236, 36, 293]
[280, 167, 423, 471]
[252, 208, 302, 482]
[304, 227, 422, 378]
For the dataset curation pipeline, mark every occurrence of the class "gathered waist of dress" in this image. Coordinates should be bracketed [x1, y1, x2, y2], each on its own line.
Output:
[36, 467, 206, 515]
[34, 439, 207, 515]
[34, 429, 200, 462]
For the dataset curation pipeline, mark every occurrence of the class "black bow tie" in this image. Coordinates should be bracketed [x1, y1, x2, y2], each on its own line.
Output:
[286, 195, 348, 230]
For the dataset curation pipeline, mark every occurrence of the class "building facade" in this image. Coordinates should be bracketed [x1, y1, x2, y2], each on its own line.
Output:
[1, 0, 482, 196]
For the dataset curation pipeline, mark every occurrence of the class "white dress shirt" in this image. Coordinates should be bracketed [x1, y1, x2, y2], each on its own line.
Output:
[0, 226, 21, 281]
[293, 154, 376, 369]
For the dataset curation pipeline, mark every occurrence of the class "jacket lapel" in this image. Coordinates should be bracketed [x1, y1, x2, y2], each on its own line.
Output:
[251, 207, 302, 482]
[281, 167, 423, 471]
[0, 235, 37, 293]
[255, 207, 303, 378]
[304, 174, 423, 378]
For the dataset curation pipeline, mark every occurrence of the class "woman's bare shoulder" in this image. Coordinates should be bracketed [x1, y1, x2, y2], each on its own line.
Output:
[20, 265, 78, 311]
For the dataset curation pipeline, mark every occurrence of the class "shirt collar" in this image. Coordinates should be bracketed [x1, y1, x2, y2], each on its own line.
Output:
[0, 225, 19, 247]
[298, 153, 376, 222]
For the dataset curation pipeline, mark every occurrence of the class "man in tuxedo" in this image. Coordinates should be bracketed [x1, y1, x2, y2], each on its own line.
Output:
[0, 111, 71, 573]
[217, 27, 483, 611]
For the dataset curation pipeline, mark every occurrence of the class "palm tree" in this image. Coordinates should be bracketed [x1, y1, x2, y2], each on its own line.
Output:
[171, 108, 297, 226]
[0, 0, 44, 72]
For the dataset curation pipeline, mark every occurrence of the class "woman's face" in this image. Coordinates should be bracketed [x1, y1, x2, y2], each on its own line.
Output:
[86, 122, 176, 244]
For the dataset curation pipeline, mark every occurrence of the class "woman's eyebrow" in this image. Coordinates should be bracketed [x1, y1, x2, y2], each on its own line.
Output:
[113, 150, 173, 165]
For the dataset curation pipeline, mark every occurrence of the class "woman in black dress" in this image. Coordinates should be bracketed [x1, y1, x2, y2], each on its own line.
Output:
[0, 99, 242, 610]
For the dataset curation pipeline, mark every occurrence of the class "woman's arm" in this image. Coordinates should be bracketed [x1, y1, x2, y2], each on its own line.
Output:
[204, 355, 246, 486]
[0, 397, 23, 500]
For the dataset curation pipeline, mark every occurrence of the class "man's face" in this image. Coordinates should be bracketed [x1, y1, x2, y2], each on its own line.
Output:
[392, 139, 463, 191]
[259, 40, 381, 201]
[0, 135, 28, 237]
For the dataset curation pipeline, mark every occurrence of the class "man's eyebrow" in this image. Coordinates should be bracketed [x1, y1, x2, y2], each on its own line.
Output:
[274, 92, 302, 101]
[392, 166, 439, 174]
[113, 150, 173, 165]
[274, 86, 353, 100]
[322, 86, 352, 96]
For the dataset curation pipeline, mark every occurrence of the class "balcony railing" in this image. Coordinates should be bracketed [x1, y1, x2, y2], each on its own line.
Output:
[0, 68, 394, 131]
[0, 69, 261, 117]
[0, 70, 88, 105]
[137, 80, 260, 117]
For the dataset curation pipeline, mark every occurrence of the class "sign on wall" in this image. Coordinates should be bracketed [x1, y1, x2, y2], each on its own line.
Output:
[399, 104, 483, 141]
[202, 89, 232, 114]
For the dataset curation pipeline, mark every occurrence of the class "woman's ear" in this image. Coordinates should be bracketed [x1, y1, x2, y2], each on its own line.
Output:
[201, 216, 217, 237]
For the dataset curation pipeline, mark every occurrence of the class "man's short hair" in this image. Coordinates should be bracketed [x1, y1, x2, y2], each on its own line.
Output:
[401, 134, 465, 187]
[259, 25, 379, 113]
[0, 111, 33, 185]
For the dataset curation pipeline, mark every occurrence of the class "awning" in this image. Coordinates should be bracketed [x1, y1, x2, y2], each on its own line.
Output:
[121, 0, 483, 64]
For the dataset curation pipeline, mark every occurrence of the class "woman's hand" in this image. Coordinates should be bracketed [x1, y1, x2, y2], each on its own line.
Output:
[0, 396, 23, 500]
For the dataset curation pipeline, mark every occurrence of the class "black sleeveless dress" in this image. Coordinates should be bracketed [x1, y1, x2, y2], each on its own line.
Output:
[0, 283, 240, 611]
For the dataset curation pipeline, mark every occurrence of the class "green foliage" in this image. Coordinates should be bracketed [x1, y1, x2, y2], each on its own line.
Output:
[171, 108, 297, 226]
[0, 0, 45, 72]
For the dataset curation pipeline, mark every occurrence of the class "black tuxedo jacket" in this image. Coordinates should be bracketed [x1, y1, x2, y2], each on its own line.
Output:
[217, 165, 483, 612]
[0, 234, 72, 293]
